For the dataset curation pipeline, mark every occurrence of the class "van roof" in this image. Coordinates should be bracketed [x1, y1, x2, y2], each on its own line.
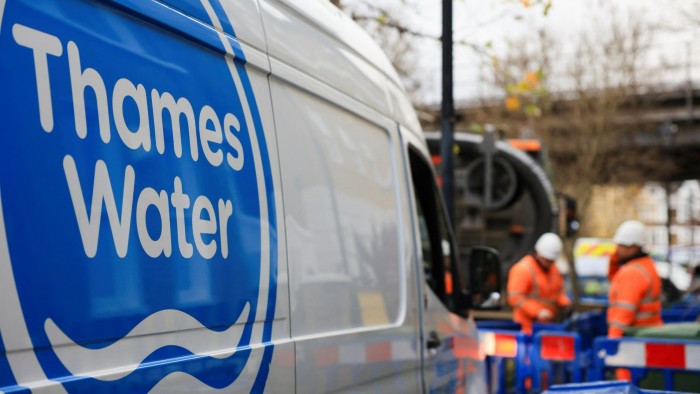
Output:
[291, 0, 403, 86]
[262, 0, 422, 133]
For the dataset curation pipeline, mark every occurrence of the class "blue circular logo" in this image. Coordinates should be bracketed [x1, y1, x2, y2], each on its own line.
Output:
[0, 0, 277, 392]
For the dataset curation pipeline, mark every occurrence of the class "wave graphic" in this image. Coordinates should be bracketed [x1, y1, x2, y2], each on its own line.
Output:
[44, 303, 250, 381]
[147, 343, 267, 393]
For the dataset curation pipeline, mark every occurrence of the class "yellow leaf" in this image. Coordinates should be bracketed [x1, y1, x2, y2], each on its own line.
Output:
[519, 0, 532, 8]
[505, 96, 521, 111]
[517, 80, 531, 92]
[506, 83, 519, 95]
[525, 103, 542, 117]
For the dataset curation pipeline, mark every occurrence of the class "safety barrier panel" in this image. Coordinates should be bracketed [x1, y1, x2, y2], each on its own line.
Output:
[478, 313, 700, 393]
[543, 380, 683, 394]
[476, 320, 522, 331]
[567, 310, 607, 350]
[591, 336, 700, 392]
[532, 322, 569, 334]
[530, 331, 584, 392]
[661, 308, 700, 323]
[662, 300, 700, 323]
[479, 329, 530, 394]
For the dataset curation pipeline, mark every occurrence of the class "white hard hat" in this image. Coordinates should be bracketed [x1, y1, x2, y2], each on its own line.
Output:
[613, 220, 646, 247]
[535, 232, 563, 260]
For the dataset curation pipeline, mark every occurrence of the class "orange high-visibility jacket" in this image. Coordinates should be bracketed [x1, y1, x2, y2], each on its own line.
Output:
[607, 255, 663, 337]
[608, 252, 620, 281]
[507, 255, 571, 335]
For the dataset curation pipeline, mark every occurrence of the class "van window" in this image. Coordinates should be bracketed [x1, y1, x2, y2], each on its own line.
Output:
[408, 149, 460, 311]
[271, 80, 403, 337]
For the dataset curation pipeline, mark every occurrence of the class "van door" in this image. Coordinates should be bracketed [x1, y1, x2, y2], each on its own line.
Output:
[402, 134, 486, 394]
[259, 2, 424, 392]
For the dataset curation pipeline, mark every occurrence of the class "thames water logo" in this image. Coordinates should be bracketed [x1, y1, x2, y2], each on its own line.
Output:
[0, 0, 276, 392]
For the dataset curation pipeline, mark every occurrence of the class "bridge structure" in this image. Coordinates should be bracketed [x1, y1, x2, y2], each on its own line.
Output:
[619, 88, 700, 181]
[420, 86, 700, 183]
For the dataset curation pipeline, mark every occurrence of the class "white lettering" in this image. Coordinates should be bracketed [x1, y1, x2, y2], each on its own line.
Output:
[64, 158, 235, 259]
[113, 78, 151, 151]
[192, 195, 217, 259]
[63, 155, 134, 258]
[17, 26, 247, 173]
[68, 41, 111, 143]
[223, 113, 244, 171]
[136, 188, 172, 258]
[151, 90, 197, 159]
[13, 26, 250, 262]
[218, 199, 233, 258]
[198, 105, 223, 167]
[12, 24, 63, 133]
[171, 177, 193, 258]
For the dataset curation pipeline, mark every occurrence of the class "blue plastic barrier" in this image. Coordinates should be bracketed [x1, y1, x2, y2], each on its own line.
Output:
[533, 322, 569, 334]
[531, 331, 584, 392]
[568, 310, 608, 349]
[479, 329, 530, 394]
[591, 337, 700, 392]
[675, 296, 700, 307]
[662, 300, 700, 323]
[543, 380, 687, 394]
[661, 308, 700, 323]
[476, 320, 522, 331]
[566, 310, 608, 380]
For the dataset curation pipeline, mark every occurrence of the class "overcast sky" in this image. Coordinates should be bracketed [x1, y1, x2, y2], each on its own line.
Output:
[351, 0, 700, 104]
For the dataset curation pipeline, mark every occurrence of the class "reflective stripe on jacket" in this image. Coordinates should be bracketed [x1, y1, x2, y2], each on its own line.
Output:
[607, 255, 663, 337]
[507, 255, 571, 335]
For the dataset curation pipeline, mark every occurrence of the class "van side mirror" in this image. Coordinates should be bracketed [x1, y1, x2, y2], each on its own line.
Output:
[468, 246, 503, 310]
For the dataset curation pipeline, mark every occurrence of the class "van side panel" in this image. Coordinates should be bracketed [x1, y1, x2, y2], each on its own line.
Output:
[269, 60, 421, 392]
[272, 69, 402, 335]
[0, 0, 289, 392]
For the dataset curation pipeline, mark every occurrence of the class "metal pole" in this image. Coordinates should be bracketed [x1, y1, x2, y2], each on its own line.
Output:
[666, 181, 673, 278]
[440, 0, 455, 226]
[690, 186, 695, 263]
[483, 125, 495, 208]
[687, 42, 694, 125]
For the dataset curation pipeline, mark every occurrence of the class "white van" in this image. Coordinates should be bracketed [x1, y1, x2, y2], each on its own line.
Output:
[0, 0, 502, 392]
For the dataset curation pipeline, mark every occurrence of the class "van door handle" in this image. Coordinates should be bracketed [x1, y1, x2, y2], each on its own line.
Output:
[426, 331, 441, 350]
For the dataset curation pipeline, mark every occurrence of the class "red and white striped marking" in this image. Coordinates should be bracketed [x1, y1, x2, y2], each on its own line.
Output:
[313, 334, 484, 366]
[479, 332, 519, 358]
[604, 341, 700, 370]
[314, 339, 417, 366]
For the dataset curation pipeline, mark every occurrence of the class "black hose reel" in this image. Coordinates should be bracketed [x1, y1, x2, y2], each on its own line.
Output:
[463, 131, 519, 211]
[464, 155, 518, 210]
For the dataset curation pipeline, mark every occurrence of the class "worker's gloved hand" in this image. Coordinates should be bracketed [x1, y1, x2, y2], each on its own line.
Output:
[536, 309, 554, 322]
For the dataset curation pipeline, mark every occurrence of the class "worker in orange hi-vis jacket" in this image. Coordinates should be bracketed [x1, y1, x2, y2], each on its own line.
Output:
[507, 233, 572, 335]
[608, 220, 663, 380]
